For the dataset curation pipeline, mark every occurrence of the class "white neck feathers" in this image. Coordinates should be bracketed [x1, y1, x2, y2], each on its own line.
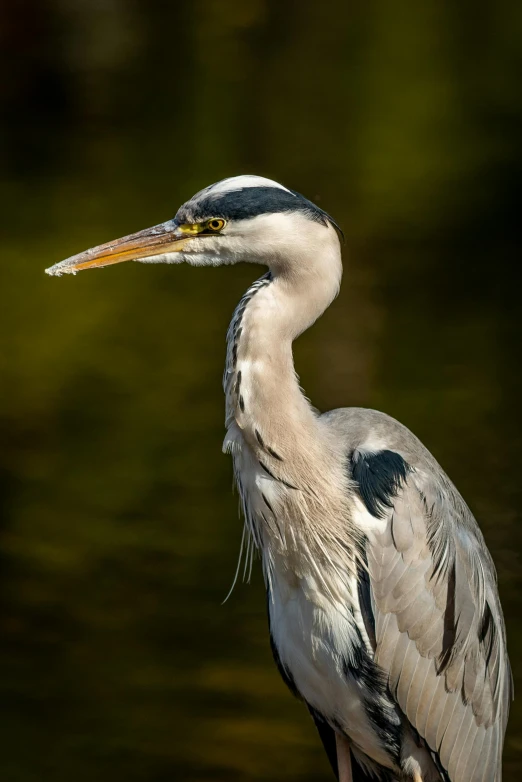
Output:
[222, 228, 363, 601]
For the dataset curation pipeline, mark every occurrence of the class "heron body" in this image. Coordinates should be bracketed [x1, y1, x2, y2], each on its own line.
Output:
[47, 175, 512, 781]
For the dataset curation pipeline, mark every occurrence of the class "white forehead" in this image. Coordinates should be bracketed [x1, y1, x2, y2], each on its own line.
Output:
[194, 175, 293, 200]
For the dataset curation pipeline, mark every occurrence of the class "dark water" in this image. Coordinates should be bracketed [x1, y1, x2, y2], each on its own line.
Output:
[1, 2, 521, 779]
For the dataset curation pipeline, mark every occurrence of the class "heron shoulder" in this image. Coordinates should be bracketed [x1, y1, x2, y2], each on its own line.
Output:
[322, 406, 495, 558]
[321, 407, 444, 471]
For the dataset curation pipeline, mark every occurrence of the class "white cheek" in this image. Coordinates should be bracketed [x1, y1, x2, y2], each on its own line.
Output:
[179, 236, 252, 267]
[154, 248, 234, 267]
[137, 252, 184, 264]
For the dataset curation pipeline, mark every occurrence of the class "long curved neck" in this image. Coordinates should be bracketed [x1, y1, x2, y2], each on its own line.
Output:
[223, 249, 342, 463]
[223, 241, 364, 592]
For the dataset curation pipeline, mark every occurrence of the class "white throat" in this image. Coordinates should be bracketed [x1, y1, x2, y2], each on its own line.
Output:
[223, 220, 342, 450]
[221, 219, 362, 607]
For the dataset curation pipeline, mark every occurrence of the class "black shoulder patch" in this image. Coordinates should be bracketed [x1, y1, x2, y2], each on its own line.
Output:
[351, 449, 409, 519]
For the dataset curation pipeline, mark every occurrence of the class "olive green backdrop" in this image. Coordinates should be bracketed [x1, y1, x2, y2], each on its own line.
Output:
[1, 1, 521, 779]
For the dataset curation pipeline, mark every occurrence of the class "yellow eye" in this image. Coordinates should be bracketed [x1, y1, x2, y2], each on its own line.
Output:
[207, 218, 226, 232]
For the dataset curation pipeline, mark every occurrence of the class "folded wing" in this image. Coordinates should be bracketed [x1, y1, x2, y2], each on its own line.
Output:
[352, 449, 512, 782]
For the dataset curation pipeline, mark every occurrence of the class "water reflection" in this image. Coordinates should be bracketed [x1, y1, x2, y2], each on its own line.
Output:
[1, 1, 521, 779]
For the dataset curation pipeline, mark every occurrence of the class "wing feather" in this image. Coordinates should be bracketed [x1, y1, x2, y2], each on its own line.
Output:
[482, 723, 500, 782]
[414, 658, 441, 737]
[374, 612, 400, 674]
[476, 728, 494, 782]
[451, 713, 478, 779]
[388, 631, 411, 699]
[405, 653, 432, 724]
[465, 724, 489, 780]
[423, 671, 448, 751]
[438, 668, 466, 757]
[396, 636, 421, 709]
[446, 705, 476, 780]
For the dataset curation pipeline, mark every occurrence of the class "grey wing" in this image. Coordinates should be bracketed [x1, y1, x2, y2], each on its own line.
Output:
[352, 448, 512, 782]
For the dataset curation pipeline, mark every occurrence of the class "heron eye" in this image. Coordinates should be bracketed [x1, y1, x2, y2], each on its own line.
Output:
[207, 218, 226, 231]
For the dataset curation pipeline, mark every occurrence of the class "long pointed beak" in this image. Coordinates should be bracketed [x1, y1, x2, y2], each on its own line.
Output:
[45, 220, 190, 276]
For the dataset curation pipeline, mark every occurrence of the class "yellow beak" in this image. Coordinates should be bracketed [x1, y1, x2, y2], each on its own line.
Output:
[45, 221, 190, 276]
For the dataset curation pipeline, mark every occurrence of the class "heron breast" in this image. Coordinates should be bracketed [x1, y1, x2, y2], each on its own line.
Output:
[268, 568, 395, 767]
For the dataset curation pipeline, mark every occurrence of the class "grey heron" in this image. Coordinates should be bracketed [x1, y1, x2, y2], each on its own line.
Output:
[46, 175, 512, 782]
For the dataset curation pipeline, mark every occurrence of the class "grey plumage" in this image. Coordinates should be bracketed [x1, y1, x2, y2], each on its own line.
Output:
[46, 175, 512, 782]
[328, 407, 512, 780]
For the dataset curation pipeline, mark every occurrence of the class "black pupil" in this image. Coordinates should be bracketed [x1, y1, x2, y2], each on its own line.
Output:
[211, 220, 220, 229]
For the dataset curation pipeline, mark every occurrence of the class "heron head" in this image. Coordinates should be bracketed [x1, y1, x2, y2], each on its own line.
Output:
[45, 175, 342, 277]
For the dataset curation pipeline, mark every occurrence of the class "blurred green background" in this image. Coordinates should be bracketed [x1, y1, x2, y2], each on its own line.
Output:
[1, 1, 521, 779]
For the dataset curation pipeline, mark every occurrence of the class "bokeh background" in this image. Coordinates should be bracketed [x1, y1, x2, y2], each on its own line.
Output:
[1, 1, 522, 779]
